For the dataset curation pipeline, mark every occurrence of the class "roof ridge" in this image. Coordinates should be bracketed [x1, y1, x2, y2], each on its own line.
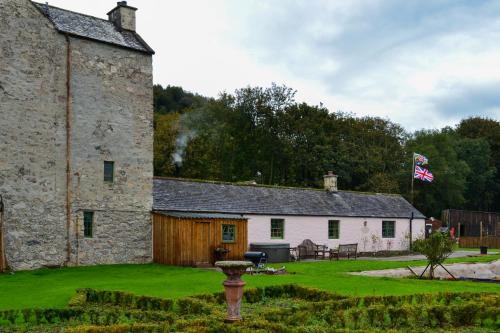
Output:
[153, 176, 403, 197]
[32, 1, 112, 24]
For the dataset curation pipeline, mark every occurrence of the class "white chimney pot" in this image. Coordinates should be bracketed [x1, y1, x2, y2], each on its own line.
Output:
[324, 171, 338, 192]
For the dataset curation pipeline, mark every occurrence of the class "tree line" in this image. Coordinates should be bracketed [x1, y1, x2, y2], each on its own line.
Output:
[153, 84, 500, 218]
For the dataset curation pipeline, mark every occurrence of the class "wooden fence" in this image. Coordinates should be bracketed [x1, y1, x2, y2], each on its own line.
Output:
[458, 236, 500, 249]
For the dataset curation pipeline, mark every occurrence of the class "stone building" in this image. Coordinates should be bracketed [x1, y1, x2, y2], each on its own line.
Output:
[0, 0, 154, 270]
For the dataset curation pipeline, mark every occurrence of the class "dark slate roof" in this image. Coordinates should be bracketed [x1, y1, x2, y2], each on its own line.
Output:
[32, 2, 154, 54]
[153, 178, 426, 219]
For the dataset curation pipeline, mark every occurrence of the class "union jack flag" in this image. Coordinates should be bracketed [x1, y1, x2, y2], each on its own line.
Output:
[414, 153, 429, 166]
[414, 166, 434, 182]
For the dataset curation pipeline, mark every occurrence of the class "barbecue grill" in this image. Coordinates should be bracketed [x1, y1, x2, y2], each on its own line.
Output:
[244, 251, 268, 268]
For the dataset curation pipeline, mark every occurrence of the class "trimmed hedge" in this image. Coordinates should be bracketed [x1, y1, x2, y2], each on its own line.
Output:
[76, 289, 174, 312]
[62, 323, 171, 333]
[0, 308, 84, 326]
[1, 285, 498, 332]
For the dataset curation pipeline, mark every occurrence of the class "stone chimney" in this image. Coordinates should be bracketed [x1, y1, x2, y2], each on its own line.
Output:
[323, 171, 338, 192]
[107, 1, 137, 31]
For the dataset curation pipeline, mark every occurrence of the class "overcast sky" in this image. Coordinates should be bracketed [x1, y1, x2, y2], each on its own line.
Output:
[47, 0, 500, 131]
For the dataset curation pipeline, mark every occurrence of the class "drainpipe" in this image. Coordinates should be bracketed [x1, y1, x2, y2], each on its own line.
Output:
[74, 172, 81, 266]
[65, 35, 73, 266]
[409, 212, 414, 251]
[0, 195, 6, 271]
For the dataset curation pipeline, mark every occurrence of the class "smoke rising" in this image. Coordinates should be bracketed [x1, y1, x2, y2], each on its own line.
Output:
[172, 110, 202, 166]
[172, 130, 196, 166]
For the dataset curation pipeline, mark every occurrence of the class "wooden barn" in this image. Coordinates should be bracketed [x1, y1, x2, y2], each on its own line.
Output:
[152, 212, 248, 267]
[442, 209, 500, 248]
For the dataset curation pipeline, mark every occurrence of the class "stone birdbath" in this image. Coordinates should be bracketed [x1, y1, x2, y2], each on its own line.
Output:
[215, 260, 253, 322]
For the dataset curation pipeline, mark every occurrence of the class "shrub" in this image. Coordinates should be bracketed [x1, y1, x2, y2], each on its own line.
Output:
[78, 289, 173, 312]
[243, 288, 264, 303]
[177, 297, 213, 315]
[62, 323, 170, 333]
[413, 232, 455, 279]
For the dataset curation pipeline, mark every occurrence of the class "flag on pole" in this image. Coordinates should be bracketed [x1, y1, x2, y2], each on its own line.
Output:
[414, 166, 434, 182]
[413, 153, 429, 166]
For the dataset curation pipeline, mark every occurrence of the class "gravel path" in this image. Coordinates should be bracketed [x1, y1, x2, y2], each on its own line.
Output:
[351, 259, 500, 280]
[357, 250, 497, 261]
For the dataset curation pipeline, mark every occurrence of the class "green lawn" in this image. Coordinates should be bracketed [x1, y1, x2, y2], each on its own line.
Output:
[0, 254, 498, 310]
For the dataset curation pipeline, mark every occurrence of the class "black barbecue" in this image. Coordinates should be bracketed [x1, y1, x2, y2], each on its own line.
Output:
[244, 251, 268, 268]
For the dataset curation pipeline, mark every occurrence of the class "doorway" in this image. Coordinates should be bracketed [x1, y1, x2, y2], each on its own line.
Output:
[192, 222, 211, 267]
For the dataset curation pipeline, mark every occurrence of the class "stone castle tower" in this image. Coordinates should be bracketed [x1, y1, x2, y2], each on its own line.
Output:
[0, 0, 154, 270]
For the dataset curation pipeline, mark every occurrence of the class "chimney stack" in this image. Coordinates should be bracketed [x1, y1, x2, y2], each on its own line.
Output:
[108, 1, 137, 31]
[324, 171, 338, 192]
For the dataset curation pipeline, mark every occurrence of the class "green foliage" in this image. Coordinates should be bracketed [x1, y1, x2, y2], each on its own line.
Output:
[79, 289, 173, 312]
[153, 83, 500, 217]
[413, 232, 455, 279]
[2, 256, 500, 311]
[1, 285, 499, 332]
[153, 84, 208, 115]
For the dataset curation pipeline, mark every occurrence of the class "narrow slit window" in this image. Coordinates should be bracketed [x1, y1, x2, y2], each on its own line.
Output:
[328, 220, 340, 239]
[104, 161, 114, 182]
[222, 224, 236, 243]
[382, 221, 395, 238]
[271, 219, 284, 239]
[83, 211, 94, 238]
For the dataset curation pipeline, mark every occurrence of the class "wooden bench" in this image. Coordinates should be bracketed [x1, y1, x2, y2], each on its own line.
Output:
[297, 239, 328, 260]
[329, 243, 358, 260]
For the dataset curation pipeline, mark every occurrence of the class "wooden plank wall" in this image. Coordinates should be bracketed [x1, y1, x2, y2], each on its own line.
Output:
[442, 209, 500, 237]
[152, 213, 248, 266]
[459, 236, 500, 249]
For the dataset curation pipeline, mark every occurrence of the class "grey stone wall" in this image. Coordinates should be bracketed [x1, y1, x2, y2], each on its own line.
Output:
[74, 211, 151, 265]
[0, 0, 68, 270]
[68, 37, 153, 266]
[0, 0, 154, 270]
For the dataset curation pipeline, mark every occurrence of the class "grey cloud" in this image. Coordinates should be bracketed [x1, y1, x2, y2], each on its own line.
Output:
[431, 82, 500, 118]
[225, 0, 500, 128]
[230, 0, 500, 87]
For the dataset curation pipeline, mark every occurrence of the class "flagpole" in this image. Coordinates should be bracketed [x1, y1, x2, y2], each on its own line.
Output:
[411, 153, 415, 205]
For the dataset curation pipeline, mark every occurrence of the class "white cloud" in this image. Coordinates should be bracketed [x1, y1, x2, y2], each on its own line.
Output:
[44, 0, 500, 131]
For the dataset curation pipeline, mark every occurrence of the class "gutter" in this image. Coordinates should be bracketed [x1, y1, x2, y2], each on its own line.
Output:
[154, 209, 426, 220]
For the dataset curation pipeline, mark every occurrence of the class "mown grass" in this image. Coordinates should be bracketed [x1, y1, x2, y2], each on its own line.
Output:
[0, 254, 498, 310]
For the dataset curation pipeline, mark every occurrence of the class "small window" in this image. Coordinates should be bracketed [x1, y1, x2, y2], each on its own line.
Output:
[328, 220, 340, 239]
[271, 219, 284, 239]
[222, 224, 236, 243]
[382, 221, 395, 238]
[83, 212, 94, 238]
[104, 161, 114, 182]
